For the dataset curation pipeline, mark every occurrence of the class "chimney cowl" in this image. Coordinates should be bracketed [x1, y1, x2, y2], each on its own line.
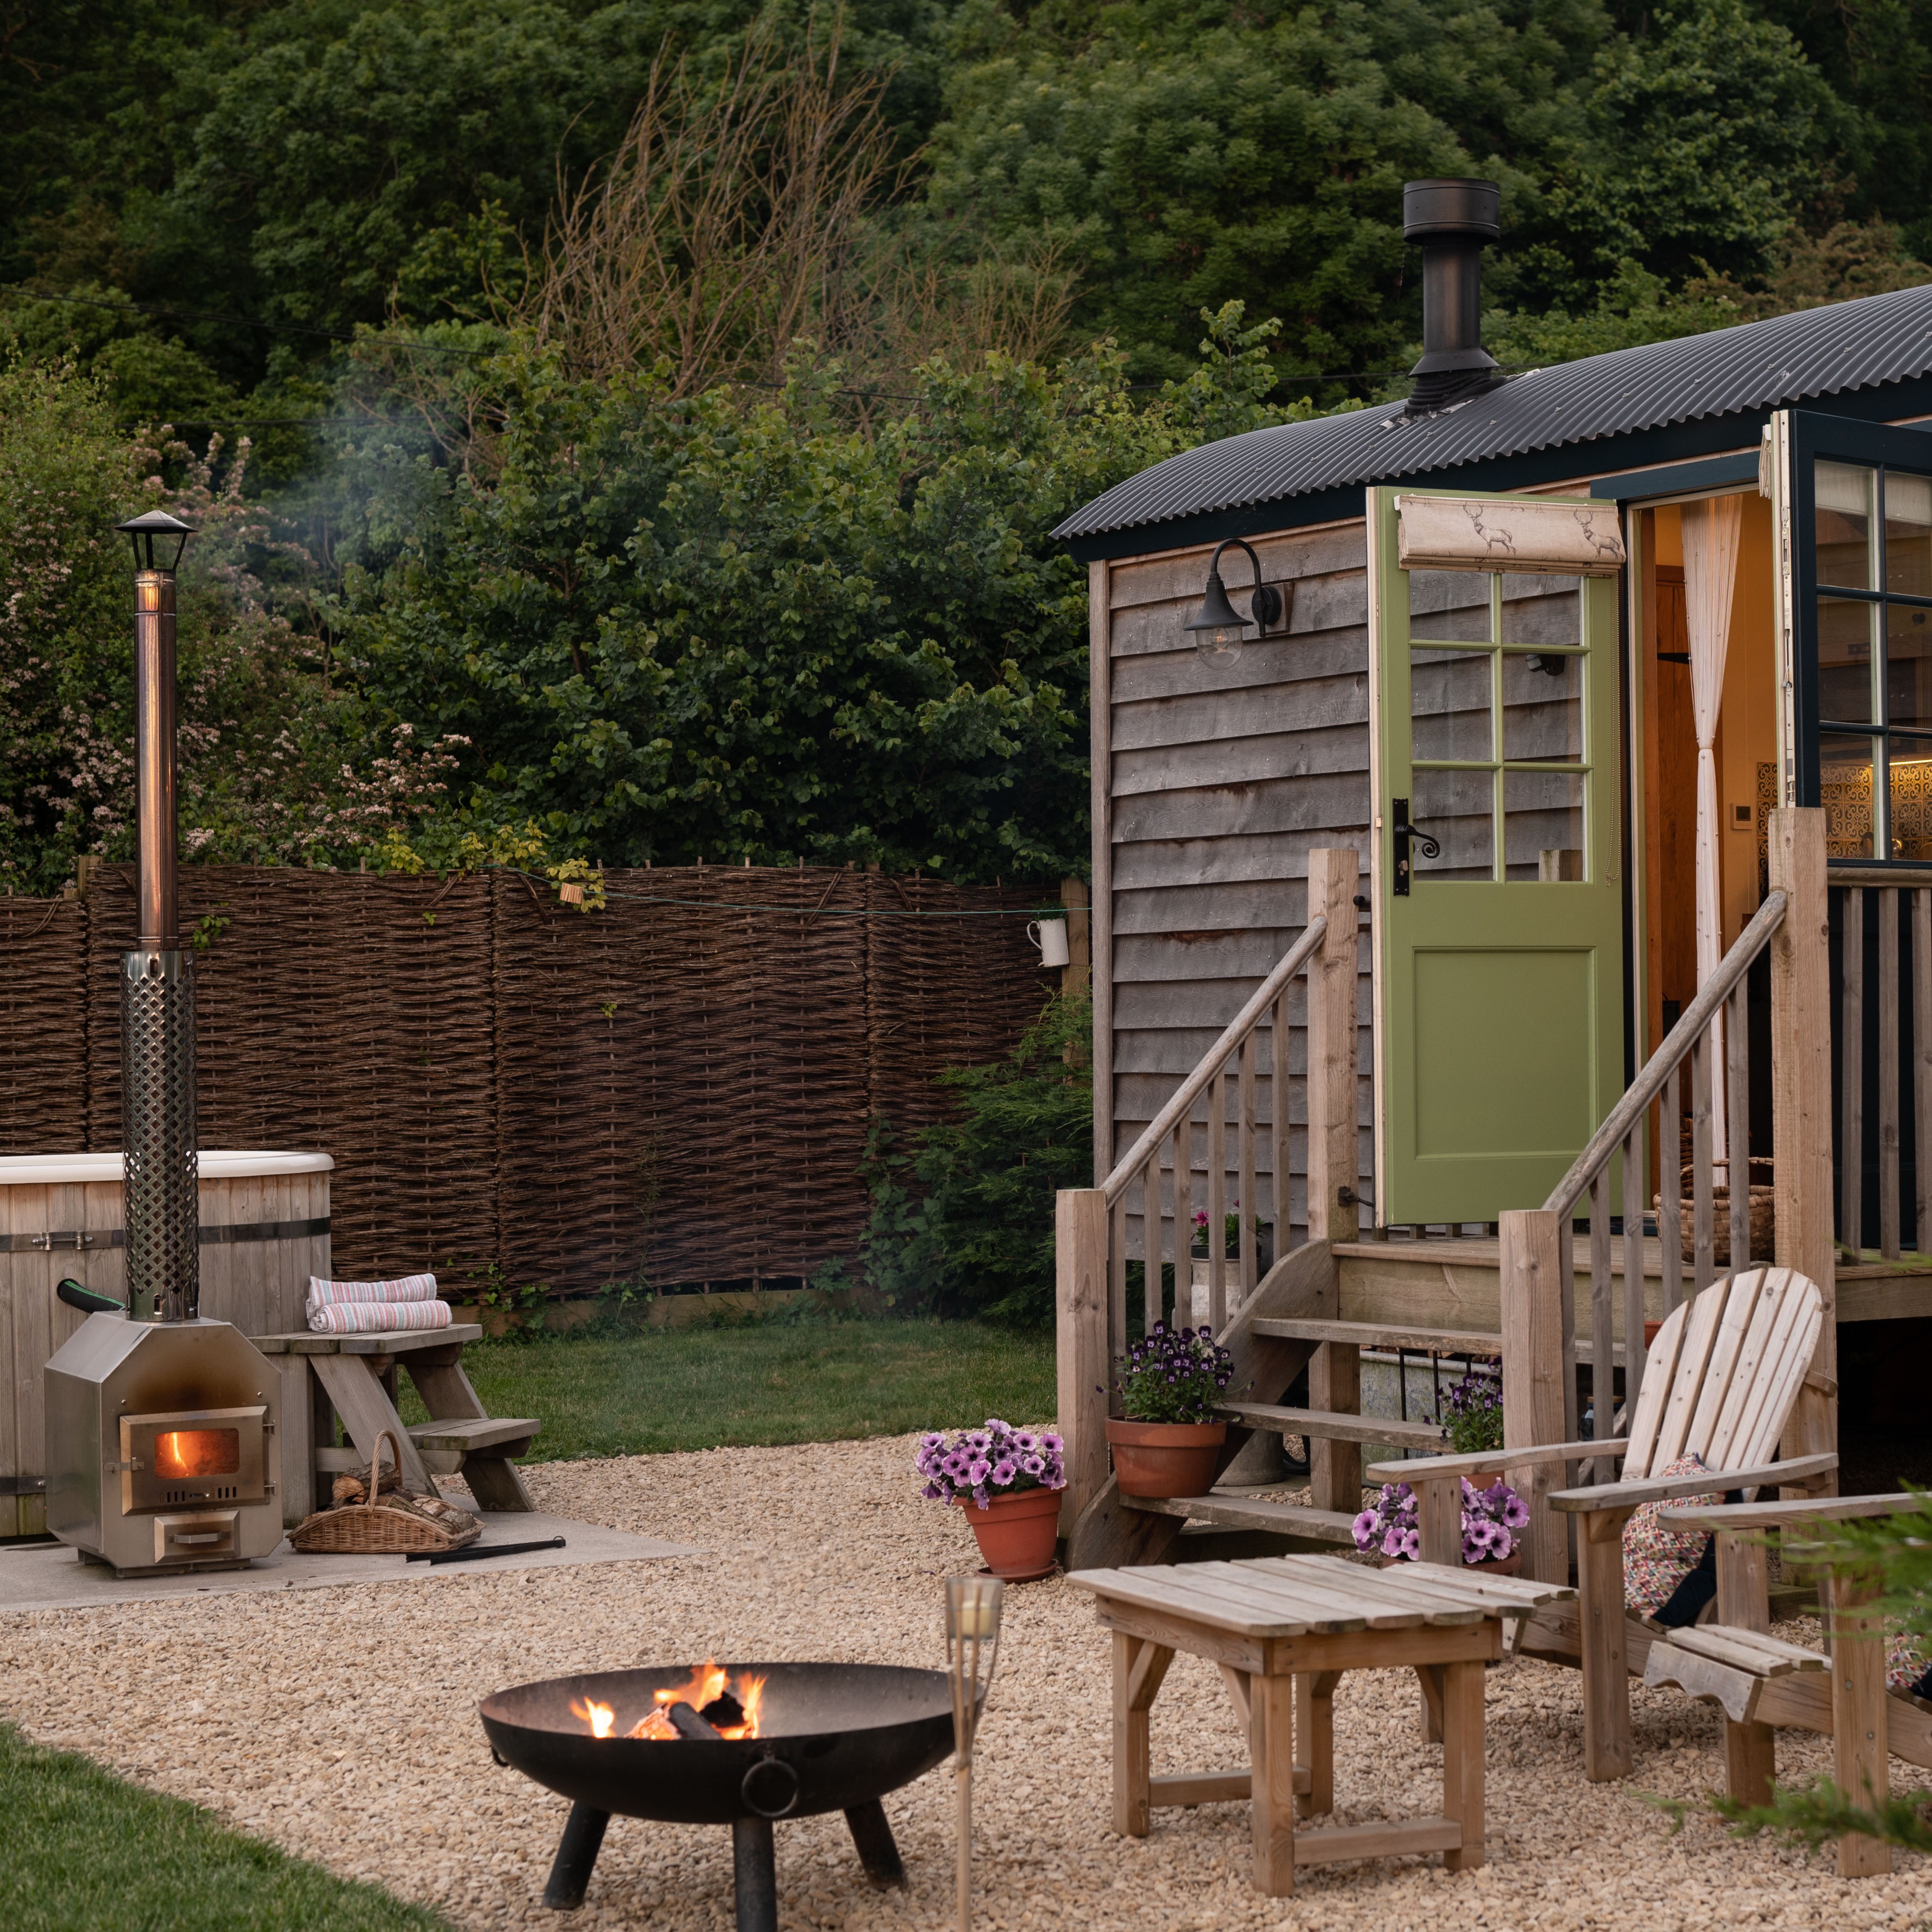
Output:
[1401, 177, 1502, 416]
[1402, 179, 1501, 244]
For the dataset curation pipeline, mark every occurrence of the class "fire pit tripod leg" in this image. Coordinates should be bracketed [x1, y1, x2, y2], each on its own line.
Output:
[542, 1802, 610, 1910]
[732, 1816, 779, 1932]
[843, 1799, 907, 1888]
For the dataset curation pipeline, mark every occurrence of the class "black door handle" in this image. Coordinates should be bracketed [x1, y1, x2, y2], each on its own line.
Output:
[1391, 799, 1440, 896]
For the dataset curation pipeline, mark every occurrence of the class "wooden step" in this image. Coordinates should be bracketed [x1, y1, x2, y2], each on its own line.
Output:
[1127, 1493, 1361, 1544]
[1251, 1316, 1503, 1356]
[406, 1417, 541, 1453]
[1220, 1401, 1445, 1450]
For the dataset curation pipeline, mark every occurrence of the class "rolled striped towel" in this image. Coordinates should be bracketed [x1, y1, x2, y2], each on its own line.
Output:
[307, 1298, 453, 1336]
[307, 1273, 439, 1312]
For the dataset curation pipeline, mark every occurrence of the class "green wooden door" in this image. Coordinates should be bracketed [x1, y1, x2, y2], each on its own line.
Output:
[1368, 486, 1625, 1225]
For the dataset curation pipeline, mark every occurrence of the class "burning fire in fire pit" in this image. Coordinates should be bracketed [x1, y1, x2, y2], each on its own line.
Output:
[570, 1660, 766, 1742]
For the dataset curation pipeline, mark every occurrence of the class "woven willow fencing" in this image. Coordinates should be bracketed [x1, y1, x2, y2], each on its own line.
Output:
[3, 865, 1053, 1292]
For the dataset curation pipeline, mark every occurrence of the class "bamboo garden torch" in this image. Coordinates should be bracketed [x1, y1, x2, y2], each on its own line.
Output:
[945, 1574, 1003, 1932]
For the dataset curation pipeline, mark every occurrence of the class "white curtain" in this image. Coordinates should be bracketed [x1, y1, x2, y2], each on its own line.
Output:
[1682, 495, 1745, 1183]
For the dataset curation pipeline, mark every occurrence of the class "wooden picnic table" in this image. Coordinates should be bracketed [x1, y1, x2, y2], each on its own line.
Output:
[1067, 1554, 1575, 1896]
[254, 1325, 540, 1515]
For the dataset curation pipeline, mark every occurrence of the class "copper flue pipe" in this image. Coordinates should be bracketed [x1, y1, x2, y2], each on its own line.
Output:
[132, 569, 179, 950]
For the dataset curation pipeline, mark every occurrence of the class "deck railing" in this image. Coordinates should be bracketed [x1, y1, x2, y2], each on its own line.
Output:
[1499, 807, 1837, 1582]
[1054, 849, 1361, 1534]
[1543, 888, 1788, 1443]
[1827, 868, 1932, 1260]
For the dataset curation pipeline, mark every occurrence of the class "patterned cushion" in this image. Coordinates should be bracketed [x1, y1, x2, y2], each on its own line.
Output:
[1888, 1629, 1932, 1697]
[1623, 1452, 1720, 1618]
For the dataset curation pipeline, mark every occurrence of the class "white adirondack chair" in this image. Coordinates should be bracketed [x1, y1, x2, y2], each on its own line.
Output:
[1380, 1266, 1838, 1781]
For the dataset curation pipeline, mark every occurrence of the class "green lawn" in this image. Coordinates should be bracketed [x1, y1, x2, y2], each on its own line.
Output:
[401, 1316, 1056, 1461]
[0, 1723, 452, 1932]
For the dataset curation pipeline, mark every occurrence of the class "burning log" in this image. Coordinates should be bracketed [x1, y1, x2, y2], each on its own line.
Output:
[667, 1701, 724, 1741]
[700, 1690, 746, 1731]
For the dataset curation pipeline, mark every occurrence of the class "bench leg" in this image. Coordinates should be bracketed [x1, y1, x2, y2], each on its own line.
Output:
[463, 1453, 536, 1512]
[1440, 1658, 1485, 1871]
[1294, 1671, 1336, 1818]
[1250, 1671, 1295, 1896]
[1578, 1508, 1636, 1781]
[1829, 1570, 1891, 1878]
[1112, 1633, 1172, 1837]
[1416, 1662, 1445, 1745]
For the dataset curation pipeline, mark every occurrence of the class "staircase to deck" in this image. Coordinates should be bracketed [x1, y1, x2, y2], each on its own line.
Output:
[1058, 816, 1849, 1582]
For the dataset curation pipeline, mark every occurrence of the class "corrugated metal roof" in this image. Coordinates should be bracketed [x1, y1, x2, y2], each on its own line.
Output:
[1053, 283, 1932, 543]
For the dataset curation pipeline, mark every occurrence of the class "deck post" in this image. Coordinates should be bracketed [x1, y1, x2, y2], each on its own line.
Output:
[1499, 1207, 1569, 1583]
[1305, 850, 1361, 1513]
[1305, 848, 1361, 1245]
[1767, 807, 1836, 1485]
[1056, 1187, 1111, 1536]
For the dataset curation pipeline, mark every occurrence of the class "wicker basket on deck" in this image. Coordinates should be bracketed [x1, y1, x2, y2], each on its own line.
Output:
[1655, 1159, 1775, 1268]
[288, 1431, 481, 1555]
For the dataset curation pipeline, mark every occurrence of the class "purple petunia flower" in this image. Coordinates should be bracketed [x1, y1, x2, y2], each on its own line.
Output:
[990, 1459, 1018, 1485]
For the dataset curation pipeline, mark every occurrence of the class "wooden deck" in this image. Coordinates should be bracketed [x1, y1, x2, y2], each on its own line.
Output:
[1331, 1234, 1932, 1333]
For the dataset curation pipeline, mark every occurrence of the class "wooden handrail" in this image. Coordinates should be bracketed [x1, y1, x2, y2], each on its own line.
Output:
[1543, 889, 1788, 1220]
[1100, 915, 1328, 1205]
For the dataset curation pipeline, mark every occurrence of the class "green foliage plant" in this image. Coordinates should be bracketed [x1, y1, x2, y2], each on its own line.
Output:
[859, 989, 1092, 1324]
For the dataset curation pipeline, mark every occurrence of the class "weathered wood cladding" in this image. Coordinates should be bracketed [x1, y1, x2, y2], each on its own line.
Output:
[1102, 522, 1372, 1252]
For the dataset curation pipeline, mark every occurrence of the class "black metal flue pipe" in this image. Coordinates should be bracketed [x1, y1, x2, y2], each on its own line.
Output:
[1403, 178, 1502, 414]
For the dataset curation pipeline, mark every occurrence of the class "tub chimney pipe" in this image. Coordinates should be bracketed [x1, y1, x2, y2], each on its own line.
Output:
[114, 510, 199, 1324]
[1402, 179, 1502, 415]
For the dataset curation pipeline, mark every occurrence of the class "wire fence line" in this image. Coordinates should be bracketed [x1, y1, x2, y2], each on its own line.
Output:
[0, 865, 1055, 1292]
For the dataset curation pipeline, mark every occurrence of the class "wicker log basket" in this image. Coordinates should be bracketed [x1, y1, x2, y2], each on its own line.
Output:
[1656, 1158, 1775, 1268]
[288, 1431, 481, 1555]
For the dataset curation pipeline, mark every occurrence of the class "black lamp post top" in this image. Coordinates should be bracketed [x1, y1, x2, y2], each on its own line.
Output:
[114, 509, 196, 573]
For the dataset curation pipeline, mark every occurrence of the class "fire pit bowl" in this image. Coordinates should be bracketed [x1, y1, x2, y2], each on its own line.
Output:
[480, 1662, 968, 1929]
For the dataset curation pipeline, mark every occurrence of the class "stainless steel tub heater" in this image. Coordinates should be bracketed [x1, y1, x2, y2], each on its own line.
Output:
[43, 511, 284, 1577]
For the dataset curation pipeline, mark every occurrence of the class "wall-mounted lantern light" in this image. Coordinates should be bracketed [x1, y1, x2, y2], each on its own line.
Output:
[1183, 539, 1284, 668]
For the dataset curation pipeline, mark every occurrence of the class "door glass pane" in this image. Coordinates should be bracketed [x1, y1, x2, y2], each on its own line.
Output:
[1820, 732, 1876, 858]
[1501, 652, 1582, 761]
[1503, 768, 1584, 881]
[1499, 575, 1580, 646]
[1816, 461, 1874, 589]
[1884, 470, 1932, 598]
[1817, 595, 1876, 722]
[1412, 646, 1492, 761]
[1886, 601, 1932, 728]
[1412, 767, 1494, 879]
[1409, 569, 1492, 643]
[1889, 739, 1932, 861]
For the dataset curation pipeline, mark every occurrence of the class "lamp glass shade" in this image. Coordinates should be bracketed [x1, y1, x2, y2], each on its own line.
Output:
[1185, 568, 1248, 667]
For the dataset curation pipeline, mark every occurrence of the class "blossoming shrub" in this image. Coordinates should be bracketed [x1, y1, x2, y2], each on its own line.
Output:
[1113, 1322, 1233, 1425]
[918, 1419, 1065, 1511]
[1353, 1476, 1530, 1566]
[1429, 1364, 1504, 1455]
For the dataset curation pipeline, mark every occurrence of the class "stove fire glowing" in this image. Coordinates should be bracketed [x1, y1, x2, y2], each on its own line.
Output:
[570, 1661, 766, 1741]
[155, 1428, 242, 1479]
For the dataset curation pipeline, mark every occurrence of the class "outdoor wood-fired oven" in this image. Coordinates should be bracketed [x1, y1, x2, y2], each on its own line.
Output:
[42, 511, 289, 1577]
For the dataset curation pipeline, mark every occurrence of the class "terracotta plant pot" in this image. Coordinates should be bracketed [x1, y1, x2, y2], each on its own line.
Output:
[1643, 1318, 1664, 1349]
[954, 1487, 1062, 1582]
[1105, 1418, 1228, 1498]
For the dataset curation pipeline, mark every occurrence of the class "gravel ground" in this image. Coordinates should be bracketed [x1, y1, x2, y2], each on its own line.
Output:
[2, 1435, 1928, 1931]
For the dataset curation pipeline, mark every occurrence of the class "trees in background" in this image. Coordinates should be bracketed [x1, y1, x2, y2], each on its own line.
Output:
[3, 0, 1932, 895]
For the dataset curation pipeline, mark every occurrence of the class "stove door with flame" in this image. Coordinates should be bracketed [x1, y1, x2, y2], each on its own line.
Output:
[120, 1406, 267, 1513]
